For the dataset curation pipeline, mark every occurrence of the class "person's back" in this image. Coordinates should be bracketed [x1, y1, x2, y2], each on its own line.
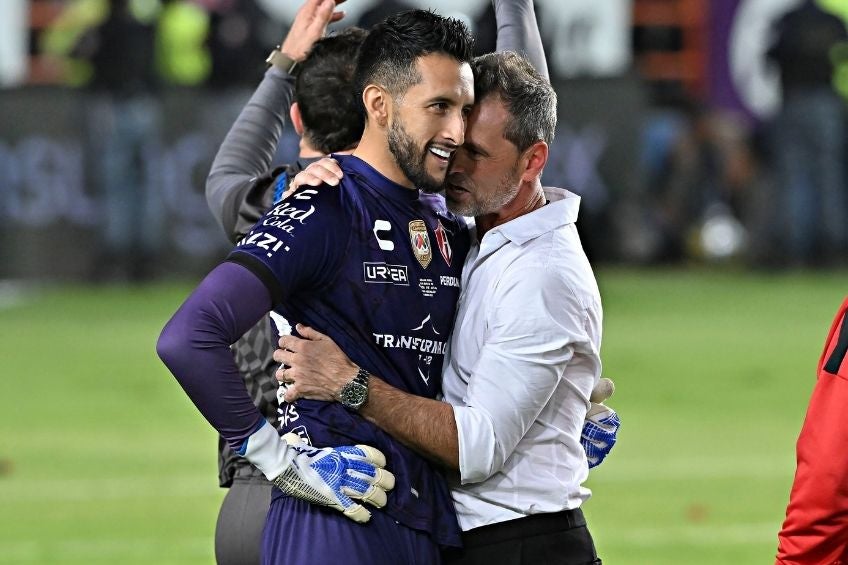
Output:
[87, 0, 157, 96]
[769, 1, 848, 92]
[767, 0, 848, 267]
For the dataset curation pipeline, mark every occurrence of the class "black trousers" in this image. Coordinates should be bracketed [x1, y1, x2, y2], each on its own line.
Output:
[214, 474, 272, 565]
[443, 508, 602, 565]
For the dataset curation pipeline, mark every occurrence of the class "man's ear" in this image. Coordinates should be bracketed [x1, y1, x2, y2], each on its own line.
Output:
[520, 140, 549, 183]
[290, 102, 305, 136]
[362, 84, 390, 128]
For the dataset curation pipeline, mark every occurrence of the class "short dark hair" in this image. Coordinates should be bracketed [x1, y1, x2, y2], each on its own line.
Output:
[295, 27, 369, 154]
[472, 51, 557, 151]
[354, 10, 474, 110]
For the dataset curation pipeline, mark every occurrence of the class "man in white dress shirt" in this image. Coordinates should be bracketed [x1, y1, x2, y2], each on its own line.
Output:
[275, 47, 606, 564]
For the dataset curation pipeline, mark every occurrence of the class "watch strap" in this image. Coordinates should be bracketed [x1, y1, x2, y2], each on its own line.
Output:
[339, 367, 370, 410]
[266, 47, 298, 74]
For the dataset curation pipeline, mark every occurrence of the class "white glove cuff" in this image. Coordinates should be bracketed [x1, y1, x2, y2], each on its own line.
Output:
[242, 421, 293, 480]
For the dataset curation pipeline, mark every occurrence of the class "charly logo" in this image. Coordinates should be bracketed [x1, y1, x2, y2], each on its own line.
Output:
[408, 220, 432, 268]
[373, 219, 394, 251]
[434, 220, 452, 267]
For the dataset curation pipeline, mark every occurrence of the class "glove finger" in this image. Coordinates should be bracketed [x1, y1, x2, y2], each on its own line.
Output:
[586, 409, 620, 430]
[342, 482, 388, 508]
[359, 484, 388, 508]
[601, 412, 621, 430]
[581, 440, 607, 465]
[343, 457, 380, 479]
[340, 501, 372, 523]
[583, 415, 619, 439]
[586, 403, 612, 419]
[341, 474, 372, 497]
[346, 467, 395, 493]
[371, 467, 395, 491]
[351, 444, 387, 468]
[582, 427, 616, 446]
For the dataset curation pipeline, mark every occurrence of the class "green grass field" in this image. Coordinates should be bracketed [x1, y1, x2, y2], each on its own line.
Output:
[0, 268, 844, 564]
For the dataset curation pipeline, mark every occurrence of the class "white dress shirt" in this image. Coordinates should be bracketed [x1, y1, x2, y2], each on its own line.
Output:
[443, 186, 603, 531]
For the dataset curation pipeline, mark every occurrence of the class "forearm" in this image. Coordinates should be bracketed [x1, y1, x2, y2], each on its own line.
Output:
[206, 67, 295, 241]
[157, 262, 273, 452]
[494, 0, 549, 81]
[360, 377, 459, 470]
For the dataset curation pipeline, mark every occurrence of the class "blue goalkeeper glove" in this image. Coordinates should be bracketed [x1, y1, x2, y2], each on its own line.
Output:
[580, 377, 621, 469]
[581, 406, 620, 468]
[241, 421, 395, 522]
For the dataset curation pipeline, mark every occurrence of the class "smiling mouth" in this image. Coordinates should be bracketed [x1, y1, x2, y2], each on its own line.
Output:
[428, 146, 454, 161]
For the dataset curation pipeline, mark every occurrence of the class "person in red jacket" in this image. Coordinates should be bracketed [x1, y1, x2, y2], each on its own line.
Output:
[777, 297, 848, 564]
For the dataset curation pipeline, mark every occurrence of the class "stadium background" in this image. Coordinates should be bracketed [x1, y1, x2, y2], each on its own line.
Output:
[1, 0, 847, 562]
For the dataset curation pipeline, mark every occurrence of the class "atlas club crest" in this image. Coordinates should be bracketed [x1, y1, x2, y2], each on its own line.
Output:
[408, 220, 432, 268]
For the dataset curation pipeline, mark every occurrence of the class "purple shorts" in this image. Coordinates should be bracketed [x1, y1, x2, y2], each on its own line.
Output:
[261, 495, 441, 565]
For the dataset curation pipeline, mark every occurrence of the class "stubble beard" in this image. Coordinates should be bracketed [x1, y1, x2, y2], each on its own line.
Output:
[447, 167, 521, 217]
[387, 118, 445, 194]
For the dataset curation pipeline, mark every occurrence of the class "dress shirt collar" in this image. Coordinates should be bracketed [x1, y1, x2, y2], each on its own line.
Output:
[483, 186, 581, 246]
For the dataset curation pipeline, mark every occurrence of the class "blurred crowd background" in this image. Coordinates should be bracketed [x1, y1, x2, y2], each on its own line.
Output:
[2, 0, 848, 282]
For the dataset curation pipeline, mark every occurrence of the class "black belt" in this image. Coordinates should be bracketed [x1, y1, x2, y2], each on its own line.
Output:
[461, 508, 586, 547]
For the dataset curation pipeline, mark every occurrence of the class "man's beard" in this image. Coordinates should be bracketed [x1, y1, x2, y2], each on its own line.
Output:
[387, 118, 444, 194]
[448, 167, 521, 217]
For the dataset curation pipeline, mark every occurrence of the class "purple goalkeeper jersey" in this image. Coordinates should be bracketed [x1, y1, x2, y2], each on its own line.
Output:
[226, 154, 469, 547]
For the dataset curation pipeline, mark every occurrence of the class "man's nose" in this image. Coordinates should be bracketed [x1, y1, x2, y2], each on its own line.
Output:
[443, 109, 465, 147]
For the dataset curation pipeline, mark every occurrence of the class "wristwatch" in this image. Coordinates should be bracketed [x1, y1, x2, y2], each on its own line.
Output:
[266, 46, 298, 74]
[338, 367, 370, 410]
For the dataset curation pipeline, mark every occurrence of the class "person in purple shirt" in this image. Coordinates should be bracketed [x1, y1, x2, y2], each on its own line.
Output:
[203, 0, 368, 561]
[158, 9, 475, 564]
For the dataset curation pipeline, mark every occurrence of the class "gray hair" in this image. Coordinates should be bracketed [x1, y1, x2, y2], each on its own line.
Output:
[471, 51, 557, 151]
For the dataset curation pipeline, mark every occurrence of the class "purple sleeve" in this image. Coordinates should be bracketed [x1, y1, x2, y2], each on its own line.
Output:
[157, 261, 273, 452]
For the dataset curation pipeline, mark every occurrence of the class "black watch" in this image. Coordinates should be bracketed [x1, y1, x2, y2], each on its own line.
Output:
[338, 367, 370, 410]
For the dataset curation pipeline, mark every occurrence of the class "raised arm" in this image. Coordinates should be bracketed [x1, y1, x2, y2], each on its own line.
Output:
[206, 0, 346, 242]
[493, 0, 549, 81]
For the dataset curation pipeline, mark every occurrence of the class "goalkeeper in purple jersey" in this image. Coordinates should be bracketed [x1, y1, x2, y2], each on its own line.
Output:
[202, 1, 368, 562]
[158, 8, 476, 564]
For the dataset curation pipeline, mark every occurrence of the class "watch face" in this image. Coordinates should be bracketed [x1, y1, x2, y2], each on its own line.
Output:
[341, 381, 368, 408]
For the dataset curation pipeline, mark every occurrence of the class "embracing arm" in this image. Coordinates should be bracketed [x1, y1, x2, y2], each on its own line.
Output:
[277, 325, 460, 469]
[494, 0, 549, 81]
[361, 378, 459, 469]
[278, 266, 599, 483]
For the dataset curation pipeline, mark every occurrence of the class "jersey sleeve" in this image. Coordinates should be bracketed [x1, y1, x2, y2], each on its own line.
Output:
[225, 184, 351, 305]
[777, 297, 848, 564]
